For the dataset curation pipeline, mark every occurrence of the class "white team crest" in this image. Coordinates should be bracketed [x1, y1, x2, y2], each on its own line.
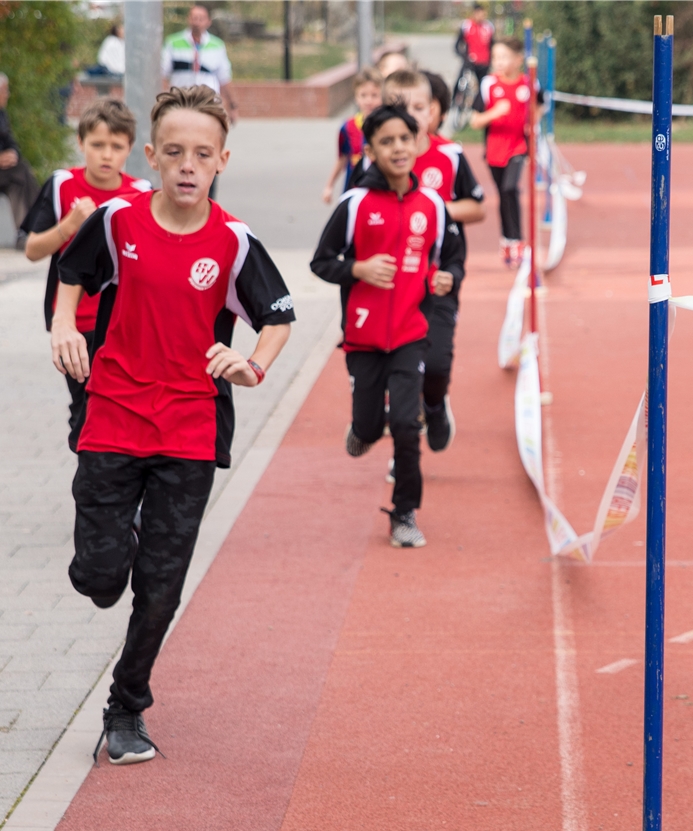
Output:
[367, 212, 385, 226]
[421, 167, 443, 189]
[189, 258, 220, 290]
[515, 84, 531, 102]
[492, 87, 505, 98]
[409, 212, 428, 235]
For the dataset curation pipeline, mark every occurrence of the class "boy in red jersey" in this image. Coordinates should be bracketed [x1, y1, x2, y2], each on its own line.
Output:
[321, 67, 382, 203]
[52, 86, 294, 765]
[470, 36, 541, 267]
[21, 99, 151, 431]
[311, 105, 463, 548]
[383, 70, 485, 453]
[456, 3, 495, 82]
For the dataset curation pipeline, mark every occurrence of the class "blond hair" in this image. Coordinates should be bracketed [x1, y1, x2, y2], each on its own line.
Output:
[79, 98, 136, 145]
[150, 85, 229, 144]
[353, 66, 383, 92]
[383, 69, 432, 103]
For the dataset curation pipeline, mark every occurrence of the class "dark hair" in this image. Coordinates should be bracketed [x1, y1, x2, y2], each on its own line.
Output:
[78, 97, 136, 144]
[495, 36, 523, 55]
[150, 85, 229, 144]
[362, 104, 418, 144]
[473, 3, 484, 11]
[422, 71, 451, 118]
[109, 23, 122, 37]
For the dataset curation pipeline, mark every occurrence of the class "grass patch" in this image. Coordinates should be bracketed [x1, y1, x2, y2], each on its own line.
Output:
[229, 39, 352, 81]
[454, 116, 693, 144]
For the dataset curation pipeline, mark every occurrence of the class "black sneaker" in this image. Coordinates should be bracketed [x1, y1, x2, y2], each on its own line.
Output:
[345, 425, 373, 457]
[425, 396, 455, 452]
[94, 702, 163, 766]
[381, 508, 427, 548]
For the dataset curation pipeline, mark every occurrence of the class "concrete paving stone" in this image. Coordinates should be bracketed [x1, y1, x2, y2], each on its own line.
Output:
[0, 750, 50, 776]
[0, 611, 95, 627]
[0, 581, 29, 598]
[0, 711, 20, 731]
[65, 638, 124, 657]
[28, 625, 119, 645]
[0, 772, 32, 800]
[0, 626, 35, 642]
[0, 797, 18, 823]
[0, 641, 76, 659]
[40, 672, 104, 693]
[12, 701, 84, 732]
[0, 729, 61, 753]
[6, 652, 111, 674]
[0, 674, 50, 693]
[0, 599, 64, 615]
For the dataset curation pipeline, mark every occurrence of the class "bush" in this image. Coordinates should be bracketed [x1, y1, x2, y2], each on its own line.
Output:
[528, 1, 693, 117]
[0, 1, 78, 181]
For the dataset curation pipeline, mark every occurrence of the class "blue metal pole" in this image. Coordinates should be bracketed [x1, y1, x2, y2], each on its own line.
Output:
[523, 18, 533, 66]
[643, 14, 673, 831]
[543, 37, 556, 225]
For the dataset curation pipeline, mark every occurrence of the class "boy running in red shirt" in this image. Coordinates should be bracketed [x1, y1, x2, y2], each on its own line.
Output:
[21, 99, 151, 431]
[52, 86, 294, 765]
[470, 36, 541, 268]
[384, 70, 485, 452]
[312, 104, 464, 547]
[322, 67, 382, 203]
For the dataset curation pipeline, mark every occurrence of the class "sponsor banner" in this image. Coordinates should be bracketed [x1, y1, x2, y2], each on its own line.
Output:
[498, 247, 531, 369]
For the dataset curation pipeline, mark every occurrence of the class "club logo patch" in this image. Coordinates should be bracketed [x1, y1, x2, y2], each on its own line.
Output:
[409, 212, 428, 235]
[121, 242, 138, 260]
[515, 84, 531, 103]
[492, 86, 505, 98]
[189, 258, 220, 291]
[421, 167, 443, 190]
[367, 212, 385, 226]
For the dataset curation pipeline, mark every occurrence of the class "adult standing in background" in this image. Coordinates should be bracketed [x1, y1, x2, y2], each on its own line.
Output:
[0, 73, 39, 249]
[161, 4, 236, 124]
[97, 23, 125, 76]
[456, 3, 494, 83]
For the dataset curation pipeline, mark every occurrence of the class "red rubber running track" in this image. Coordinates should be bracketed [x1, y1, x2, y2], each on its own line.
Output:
[57, 144, 693, 831]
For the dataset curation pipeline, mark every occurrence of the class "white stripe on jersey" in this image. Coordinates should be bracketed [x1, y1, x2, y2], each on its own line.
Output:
[101, 198, 132, 290]
[480, 74, 496, 108]
[341, 187, 369, 249]
[225, 221, 255, 328]
[52, 169, 74, 222]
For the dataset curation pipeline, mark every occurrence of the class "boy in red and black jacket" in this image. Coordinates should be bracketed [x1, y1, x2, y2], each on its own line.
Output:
[311, 104, 463, 548]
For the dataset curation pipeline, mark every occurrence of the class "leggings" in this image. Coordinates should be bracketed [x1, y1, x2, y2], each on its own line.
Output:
[489, 155, 526, 241]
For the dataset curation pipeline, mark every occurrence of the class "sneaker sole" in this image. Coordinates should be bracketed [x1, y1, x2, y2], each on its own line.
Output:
[385, 458, 395, 484]
[390, 536, 427, 548]
[108, 747, 156, 765]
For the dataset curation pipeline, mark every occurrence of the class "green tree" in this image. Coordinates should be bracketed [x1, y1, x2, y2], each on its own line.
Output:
[0, 1, 79, 181]
[528, 1, 693, 117]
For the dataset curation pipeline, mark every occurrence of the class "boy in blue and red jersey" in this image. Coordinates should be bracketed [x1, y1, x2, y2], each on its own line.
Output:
[321, 67, 382, 203]
[470, 36, 542, 267]
[311, 104, 464, 548]
[22, 98, 151, 432]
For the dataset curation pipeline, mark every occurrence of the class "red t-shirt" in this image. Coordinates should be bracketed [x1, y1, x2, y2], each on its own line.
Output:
[21, 167, 152, 333]
[58, 192, 295, 466]
[461, 19, 495, 66]
[477, 74, 533, 168]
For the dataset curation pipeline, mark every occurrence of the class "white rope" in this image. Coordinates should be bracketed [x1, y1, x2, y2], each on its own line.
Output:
[551, 90, 693, 117]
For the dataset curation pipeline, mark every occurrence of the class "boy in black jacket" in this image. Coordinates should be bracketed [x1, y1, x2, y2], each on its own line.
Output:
[311, 105, 464, 548]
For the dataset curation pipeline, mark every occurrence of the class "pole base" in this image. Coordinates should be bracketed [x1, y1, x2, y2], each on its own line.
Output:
[540, 391, 554, 406]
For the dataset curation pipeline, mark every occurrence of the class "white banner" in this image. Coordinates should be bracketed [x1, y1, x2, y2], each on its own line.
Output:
[498, 247, 531, 369]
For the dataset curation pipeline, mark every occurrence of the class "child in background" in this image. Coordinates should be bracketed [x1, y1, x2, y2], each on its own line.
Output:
[376, 49, 410, 79]
[52, 86, 294, 765]
[422, 70, 452, 135]
[322, 68, 382, 203]
[470, 37, 541, 267]
[384, 70, 485, 453]
[22, 99, 151, 432]
[312, 104, 463, 548]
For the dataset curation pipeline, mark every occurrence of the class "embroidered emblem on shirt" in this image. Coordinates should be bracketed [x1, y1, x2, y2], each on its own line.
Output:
[410, 212, 428, 235]
[367, 212, 385, 226]
[122, 242, 138, 260]
[270, 294, 294, 312]
[421, 167, 443, 189]
[189, 258, 220, 290]
[515, 85, 531, 102]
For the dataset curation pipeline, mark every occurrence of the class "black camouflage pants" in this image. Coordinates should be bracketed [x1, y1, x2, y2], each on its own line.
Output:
[70, 451, 216, 712]
[424, 293, 458, 410]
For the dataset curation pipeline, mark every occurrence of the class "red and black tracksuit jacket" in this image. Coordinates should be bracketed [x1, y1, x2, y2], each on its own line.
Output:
[310, 165, 464, 353]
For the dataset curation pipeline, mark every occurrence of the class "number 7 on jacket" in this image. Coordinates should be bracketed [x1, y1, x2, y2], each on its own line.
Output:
[355, 307, 369, 329]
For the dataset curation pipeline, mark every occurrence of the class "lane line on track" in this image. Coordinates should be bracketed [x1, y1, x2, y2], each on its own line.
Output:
[596, 658, 639, 674]
[2, 313, 342, 831]
[539, 294, 589, 831]
[669, 630, 693, 644]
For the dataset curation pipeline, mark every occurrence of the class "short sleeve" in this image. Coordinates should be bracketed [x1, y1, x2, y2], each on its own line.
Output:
[58, 206, 115, 297]
[227, 228, 295, 332]
[455, 153, 484, 202]
[216, 45, 232, 85]
[20, 177, 56, 235]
